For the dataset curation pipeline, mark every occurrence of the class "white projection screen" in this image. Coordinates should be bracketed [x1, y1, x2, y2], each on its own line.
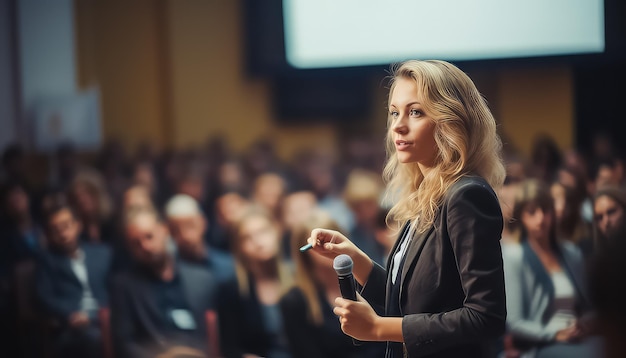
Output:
[283, 0, 605, 69]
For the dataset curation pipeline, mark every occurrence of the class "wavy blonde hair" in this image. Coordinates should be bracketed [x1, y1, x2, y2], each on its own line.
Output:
[383, 60, 505, 233]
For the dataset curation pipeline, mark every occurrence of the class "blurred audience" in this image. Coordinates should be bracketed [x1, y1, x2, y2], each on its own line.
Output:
[2, 127, 622, 358]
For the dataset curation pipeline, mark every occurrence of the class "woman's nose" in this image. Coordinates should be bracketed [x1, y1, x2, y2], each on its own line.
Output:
[393, 118, 408, 135]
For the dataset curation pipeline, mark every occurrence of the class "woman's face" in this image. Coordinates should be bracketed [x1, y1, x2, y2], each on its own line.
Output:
[73, 184, 97, 216]
[594, 195, 625, 239]
[521, 203, 553, 241]
[239, 215, 281, 262]
[388, 77, 437, 167]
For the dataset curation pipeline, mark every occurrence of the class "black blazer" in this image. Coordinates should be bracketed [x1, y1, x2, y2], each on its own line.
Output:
[361, 175, 506, 358]
[35, 243, 112, 324]
[109, 260, 219, 358]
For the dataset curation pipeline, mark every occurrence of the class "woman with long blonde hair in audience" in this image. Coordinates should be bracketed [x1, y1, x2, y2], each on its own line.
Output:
[218, 205, 293, 358]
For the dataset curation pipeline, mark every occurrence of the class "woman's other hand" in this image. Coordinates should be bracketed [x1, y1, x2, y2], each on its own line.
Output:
[333, 293, 380, 341]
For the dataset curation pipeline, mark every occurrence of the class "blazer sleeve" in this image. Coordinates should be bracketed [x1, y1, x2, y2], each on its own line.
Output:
[279, 288, 325, 358]
[359, 262, 387, 309]
[402, 182, 507, 357]
[502, 244, 558, 342]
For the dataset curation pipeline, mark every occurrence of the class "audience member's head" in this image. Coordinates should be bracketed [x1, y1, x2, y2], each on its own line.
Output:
[132, 162, 158, 196]
[511, 179, 557, 245]
[233, 206, 282, 265]
[252, 172, 286, 217]
[215, 191, 250, 228]
[216, 159, 248, 196]
[123, 206, 171, 269]
[343, 169, 383, 228]
[281, 191, 317, 231]
[122, 185, 154, 212]
[176, 170, 206, 203]
[231, 205, 290, 295]
[530, 134, 562, 184]
[68, 169, 113, 223]
[550, 172, 588, 243]
[592, 186, 626, 248]
[165, 194, 207, 259]
[0, 181, 30, 220]
[43, 203, 81, 255]
[588, 156, 622, 194]
[290, 209, 342, 325]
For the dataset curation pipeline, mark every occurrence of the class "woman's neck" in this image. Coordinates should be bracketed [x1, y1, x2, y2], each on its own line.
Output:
[528, 234, 553, 253]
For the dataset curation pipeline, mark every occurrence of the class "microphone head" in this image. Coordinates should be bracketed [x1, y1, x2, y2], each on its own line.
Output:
[333, 254, 353, 276]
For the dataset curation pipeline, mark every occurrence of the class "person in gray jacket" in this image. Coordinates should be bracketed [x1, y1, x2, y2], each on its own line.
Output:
[502, 179, 602, 358]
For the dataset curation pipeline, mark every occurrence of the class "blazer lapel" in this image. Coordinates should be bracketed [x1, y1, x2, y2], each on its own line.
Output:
[399, 225, 435, 303]
[385, 222, 411, 314]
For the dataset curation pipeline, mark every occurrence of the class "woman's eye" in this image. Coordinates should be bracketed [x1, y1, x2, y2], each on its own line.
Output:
[409, 109, 422, 117]
[389, 111, 399, 119]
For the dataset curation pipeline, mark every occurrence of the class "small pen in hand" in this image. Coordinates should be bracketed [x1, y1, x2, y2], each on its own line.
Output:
[299, 243, 313, 252]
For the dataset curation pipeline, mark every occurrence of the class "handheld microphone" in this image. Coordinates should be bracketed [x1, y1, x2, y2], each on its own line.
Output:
[333, 254, 362, 346]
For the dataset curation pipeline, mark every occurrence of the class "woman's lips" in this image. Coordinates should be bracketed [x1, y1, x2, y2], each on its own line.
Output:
[395, 140, 413, 151]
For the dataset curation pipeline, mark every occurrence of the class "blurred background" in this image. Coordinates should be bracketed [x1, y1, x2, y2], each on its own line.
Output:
[1, 0, 626, 357]
[1, 0, 625, 169]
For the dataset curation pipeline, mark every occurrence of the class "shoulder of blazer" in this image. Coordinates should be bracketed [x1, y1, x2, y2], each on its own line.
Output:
[444, 175, 497, 205]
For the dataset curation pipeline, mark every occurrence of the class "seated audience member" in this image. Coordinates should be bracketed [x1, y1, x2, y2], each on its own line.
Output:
[35, 203, 112, 358]
[165, 194, 235, 283]
[588, 156, 622, 195]
[251, 172, 287, 219]
[591, 186, 626, 249]
[280, 209, 385, 358]
[0, 181, 44, 265]
[218, 206, 293, 358]
[280, 190, 317, 259]
[67, 169, 115, 244]
[110, 206, 220, 358]
[343, 169, 386, 265]
[550, 179, 590, 245]
[502, 179, 602, 357]
[207, 190, 250, 251]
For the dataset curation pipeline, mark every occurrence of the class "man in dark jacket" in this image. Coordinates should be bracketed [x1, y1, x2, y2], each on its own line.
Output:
[110, 206, 220, 358]
[35, 203, 111, 358]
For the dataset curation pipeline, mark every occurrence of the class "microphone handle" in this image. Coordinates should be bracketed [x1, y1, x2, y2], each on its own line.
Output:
[337, 274, 362, 346]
